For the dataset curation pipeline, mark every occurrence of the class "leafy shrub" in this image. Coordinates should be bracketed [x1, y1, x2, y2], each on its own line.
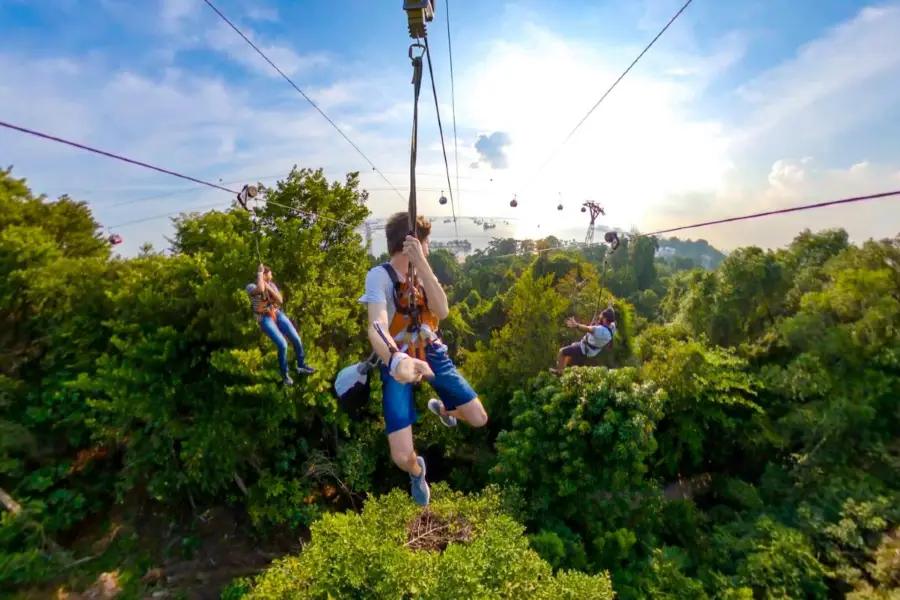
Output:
[241, 483, 614, 600]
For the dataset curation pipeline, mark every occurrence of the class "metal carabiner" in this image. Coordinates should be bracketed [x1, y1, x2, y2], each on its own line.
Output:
[409, 42, 426, 61]
[409, 43, 425, 84]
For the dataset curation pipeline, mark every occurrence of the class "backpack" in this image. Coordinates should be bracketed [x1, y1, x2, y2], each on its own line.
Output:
[332, 353, 379, 422]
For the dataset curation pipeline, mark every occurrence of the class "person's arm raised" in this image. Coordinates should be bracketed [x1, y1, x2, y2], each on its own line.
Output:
[403, 235, 449, 319]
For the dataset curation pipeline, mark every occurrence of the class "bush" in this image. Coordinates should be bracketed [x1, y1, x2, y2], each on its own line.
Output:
[241, 483, 615, 600]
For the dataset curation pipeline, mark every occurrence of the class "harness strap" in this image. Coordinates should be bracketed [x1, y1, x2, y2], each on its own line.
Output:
[380, 262, 439, 360]
[254, 283, 278, 322]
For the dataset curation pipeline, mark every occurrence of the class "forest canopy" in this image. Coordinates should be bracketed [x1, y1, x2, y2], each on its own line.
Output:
[1, 166, 898, 599]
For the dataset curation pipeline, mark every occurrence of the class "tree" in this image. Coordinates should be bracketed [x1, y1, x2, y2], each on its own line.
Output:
[462, 269, 569, 428]
[492, 367, 666, 593]
[235, 484, 615, 600]
[427, 248, 458, 286]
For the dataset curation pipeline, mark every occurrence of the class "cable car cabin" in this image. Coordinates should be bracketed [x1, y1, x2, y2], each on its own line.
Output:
[108, 233, 123, 245]
[557, 204, 563, 210]
[581, 206, 587, 212]
[439, 192, 448, 205]
[510, 195, 518, 208]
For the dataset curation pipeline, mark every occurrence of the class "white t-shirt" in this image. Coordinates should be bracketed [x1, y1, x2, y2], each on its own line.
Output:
[581, 323, 615, 357]
[358, 264, 440, 352]
[358, 264, 402, 324]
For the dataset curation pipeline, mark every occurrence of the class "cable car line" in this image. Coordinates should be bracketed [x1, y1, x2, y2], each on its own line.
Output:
[445, 0, 462, 225]
[200, 0, 405, 201]
[423, 36, 460, 243]
[521, 0, 695, 194]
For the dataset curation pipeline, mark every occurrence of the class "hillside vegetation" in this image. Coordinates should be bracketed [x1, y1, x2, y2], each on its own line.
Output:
[1, 166, 898, 599]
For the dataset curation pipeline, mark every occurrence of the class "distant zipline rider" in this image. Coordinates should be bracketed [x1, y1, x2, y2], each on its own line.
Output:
[246, 264, 316, 386]
[550, 307, 616, 376]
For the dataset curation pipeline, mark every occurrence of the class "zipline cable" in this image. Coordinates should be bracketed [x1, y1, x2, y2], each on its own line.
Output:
[423, 36, 460, 243]
[637, 189, 900, 238]
[522, 0, 695, 190]
[200, 0, 405, 201]
[108, 201, 230, 229]
[404, 39, 429, 330]
[0, 120, 234, 194]
[472, 187, 900, 262]
[0, 119, 355, 229]
[102, 170, 495, 211]
[445, 0, 462, 226]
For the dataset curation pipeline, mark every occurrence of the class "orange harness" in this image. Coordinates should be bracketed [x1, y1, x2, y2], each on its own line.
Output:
[254, 284, 279, 322]
[381, 263, 440, 360]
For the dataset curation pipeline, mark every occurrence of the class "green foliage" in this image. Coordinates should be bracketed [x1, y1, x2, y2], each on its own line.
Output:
[492, 367, 666, 592]
[637, 325, 764, 477]
[462, 269, 569, 426]
[240, 484, 614, 600]
[3, 164, 899, 600]
[0, 509, 58, 586]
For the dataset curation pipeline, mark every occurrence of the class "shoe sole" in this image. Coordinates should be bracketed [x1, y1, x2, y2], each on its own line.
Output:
[428, 400, 457, 427]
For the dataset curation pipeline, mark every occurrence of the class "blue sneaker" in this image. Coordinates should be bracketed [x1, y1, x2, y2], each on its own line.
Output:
[410, 456, 430, 506]
[283, 374, 294, 386]
[428, 399, 457, 427]
[296, 364, 316, 375]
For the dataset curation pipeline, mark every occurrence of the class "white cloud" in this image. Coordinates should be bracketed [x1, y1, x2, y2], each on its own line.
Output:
[0, 47, 415, 256]
[3, 1, 899, 260]
[645, 159, 900, 250]
[203, 21, 330, 78]
[160, 0, 199, 29]
[246, 4, 279, 22]
[730, 4, 900, 155]
[444, 4, 900, 248]
[452, 21, 735, 234]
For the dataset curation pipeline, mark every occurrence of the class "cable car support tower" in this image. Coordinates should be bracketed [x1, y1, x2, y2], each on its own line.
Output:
[582, 200, 606, 245]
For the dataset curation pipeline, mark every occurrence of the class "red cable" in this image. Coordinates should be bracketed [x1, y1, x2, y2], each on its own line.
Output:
[639, 190, 900, 238]
[0, 120, 236, 194]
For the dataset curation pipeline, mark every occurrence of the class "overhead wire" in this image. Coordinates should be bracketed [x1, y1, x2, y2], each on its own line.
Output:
[521, 0, 695, 192]
[636, 189, 900, 238]
[108, 201, 231, 229]
[104, 174, 284, 209]
[10, 119, 891, 253]
[0, 120, 234, 194]
[200, 0, 405, 201]
[469, 187, 900, 261]
[445, 0, 462, 228]
[423, 37, 461, 244]
[0, 119, 355, 229]
[99, 169, 494, 211]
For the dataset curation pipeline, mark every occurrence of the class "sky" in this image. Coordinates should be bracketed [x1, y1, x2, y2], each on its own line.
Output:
[1, 0, 899, 257]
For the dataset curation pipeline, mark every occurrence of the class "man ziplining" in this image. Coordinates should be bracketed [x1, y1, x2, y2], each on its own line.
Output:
[246, 264, 316, 386]
[359, 212, 489, 507]
[550, 307, 616, 376]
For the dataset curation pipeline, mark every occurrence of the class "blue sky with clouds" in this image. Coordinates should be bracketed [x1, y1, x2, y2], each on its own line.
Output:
[2, 0, 899, 256]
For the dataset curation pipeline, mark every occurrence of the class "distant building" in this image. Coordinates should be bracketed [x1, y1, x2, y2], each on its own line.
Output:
[700, 254, 712, 269]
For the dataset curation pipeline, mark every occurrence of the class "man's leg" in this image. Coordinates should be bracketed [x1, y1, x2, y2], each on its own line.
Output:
[550, 343, 581, 375]
[275, 311, 315, 374]
[381, 365, 429, 506]
[259, 315, 292, 385]
[425, 344, 488, 428]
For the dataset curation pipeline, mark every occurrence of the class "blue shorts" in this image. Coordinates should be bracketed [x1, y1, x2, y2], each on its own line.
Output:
[379, 343, 477, 434]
